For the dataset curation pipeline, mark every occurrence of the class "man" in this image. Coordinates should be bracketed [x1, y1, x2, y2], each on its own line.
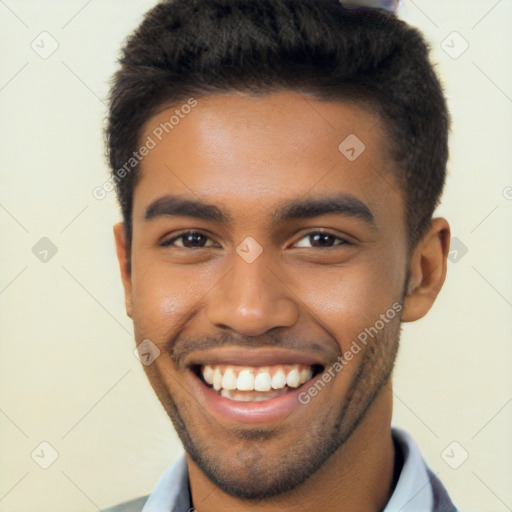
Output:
[105, 0, 458, 510]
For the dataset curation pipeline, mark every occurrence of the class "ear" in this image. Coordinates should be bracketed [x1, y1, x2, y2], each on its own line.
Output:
[113, 222, 133, 318]
[401, 218, 451, 322]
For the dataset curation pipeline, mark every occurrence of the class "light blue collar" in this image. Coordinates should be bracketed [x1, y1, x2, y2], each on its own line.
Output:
[383, 427, 434, 511]
[141, 456, 190, 512]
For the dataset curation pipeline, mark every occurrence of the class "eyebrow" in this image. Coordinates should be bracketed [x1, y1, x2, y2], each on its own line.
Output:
[144, 193, 376, 228]
[145, 195, 229, 223]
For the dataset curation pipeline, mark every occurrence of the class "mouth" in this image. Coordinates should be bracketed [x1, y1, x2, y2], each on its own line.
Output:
[183, 348, 328, 424]
[192, 363, 324, 402]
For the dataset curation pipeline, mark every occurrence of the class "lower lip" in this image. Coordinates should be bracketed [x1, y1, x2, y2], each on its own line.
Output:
[186, 370, 313, 424]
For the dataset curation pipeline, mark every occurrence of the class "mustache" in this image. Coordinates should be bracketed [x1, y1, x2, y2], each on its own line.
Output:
[170, 331, 328, 369]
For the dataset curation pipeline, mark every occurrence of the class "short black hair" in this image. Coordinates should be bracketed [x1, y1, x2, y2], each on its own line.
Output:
[106, 0, 449, 250]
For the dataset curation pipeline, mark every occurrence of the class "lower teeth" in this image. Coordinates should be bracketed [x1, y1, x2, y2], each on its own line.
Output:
[220, 388, 289, 402]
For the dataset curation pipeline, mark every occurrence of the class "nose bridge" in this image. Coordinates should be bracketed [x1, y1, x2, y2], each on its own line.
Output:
[206, 248, 299, 336]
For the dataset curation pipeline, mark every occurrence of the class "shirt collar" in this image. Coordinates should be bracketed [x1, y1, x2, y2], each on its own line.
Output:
[141, 456, 191, 512]
[383, 427, 434, 512]
[142, 427, 434, 512]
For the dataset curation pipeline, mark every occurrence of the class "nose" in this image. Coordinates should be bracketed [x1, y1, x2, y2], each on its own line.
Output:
[206, 252, 299, 337]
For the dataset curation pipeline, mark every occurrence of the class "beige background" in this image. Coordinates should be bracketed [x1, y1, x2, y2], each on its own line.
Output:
[1, 1, 511, 510]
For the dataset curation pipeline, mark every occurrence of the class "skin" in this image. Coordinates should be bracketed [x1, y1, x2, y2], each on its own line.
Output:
[114, 92, 450, 512]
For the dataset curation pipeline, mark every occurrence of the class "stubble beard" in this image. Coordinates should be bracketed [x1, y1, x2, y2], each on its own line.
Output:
[150, 315, 402, 501]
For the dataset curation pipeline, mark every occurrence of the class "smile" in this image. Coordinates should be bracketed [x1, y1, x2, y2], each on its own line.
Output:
[184, 348, 327, 423]
[199, 363, 322, 401]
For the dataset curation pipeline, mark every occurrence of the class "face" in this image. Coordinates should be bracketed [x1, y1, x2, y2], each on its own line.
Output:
[116, 92, 413, 499]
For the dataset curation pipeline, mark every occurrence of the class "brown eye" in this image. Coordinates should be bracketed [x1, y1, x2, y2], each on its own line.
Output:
[294, 232, 349, 249]
[160, 231, 217, 249]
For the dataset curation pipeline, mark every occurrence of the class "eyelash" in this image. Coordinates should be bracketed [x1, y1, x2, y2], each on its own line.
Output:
[159, 230, 351, 249]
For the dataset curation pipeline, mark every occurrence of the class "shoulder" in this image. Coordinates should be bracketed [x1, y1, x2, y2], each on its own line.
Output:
[425, 467, 458, 512]
[103, 495, 150, 512]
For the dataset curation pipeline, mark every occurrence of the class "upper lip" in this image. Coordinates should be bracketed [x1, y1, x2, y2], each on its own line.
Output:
[185, 347, 327, 368]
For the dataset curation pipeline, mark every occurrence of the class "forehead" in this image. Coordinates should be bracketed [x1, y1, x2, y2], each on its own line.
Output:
[134, 92, 402, 226]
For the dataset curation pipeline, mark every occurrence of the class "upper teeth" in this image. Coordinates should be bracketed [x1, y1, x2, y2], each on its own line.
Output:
[201, 364, 313, 392]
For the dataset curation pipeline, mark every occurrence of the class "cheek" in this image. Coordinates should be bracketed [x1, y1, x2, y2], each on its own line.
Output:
[130, 260, 216, 342]
[293, 257, 405, 349]
[130, 265, 180, 339]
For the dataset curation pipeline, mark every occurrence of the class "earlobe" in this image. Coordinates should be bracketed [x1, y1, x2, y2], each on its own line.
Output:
[401, 218, 451, 322]
[113, 222, 133, 318]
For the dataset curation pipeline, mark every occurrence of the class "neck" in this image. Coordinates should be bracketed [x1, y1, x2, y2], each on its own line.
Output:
[187, 384, 397, 512]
